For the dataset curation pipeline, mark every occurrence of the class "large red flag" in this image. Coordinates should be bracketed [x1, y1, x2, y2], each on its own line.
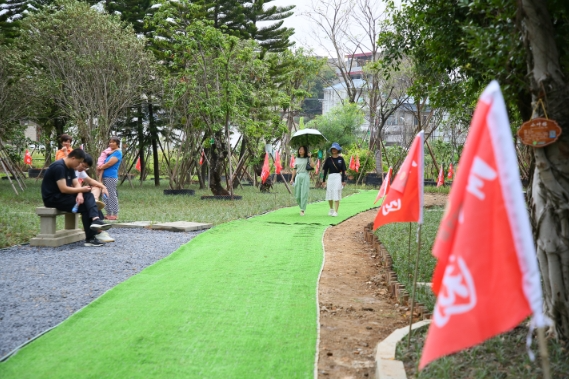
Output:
[289, 155, 295, 169]
[24, 150, 32, 165]
[349, 155, 356, 171]
[436, 165, 445, 187]
[135, 157, 141, 171]
[420, 81, 546, 369]
[447, 163, 454, 179]
[261, 153, 270, 184]
[275, 151, 282, 174]
[373, 131, 424, 230]
[374, 167, 393, 204]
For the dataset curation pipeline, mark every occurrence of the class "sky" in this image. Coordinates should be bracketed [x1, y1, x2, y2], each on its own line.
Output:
[270, 0, 328, 56]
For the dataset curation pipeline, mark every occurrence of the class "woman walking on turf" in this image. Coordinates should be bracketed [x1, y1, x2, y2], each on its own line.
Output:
[290, 146, 313, 216]
[322, 142, 347, 217]
[97, 137, 123, 220]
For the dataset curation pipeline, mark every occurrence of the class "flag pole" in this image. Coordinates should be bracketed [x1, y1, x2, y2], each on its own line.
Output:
[407, 223, 423, 349]
[537, 327, 551, 379]
[408, 223, 412, 269]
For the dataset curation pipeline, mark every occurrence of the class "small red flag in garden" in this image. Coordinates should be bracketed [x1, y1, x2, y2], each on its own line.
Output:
[24, 150, 32, 165]
[261, 153, 270, 184]
[374, 167, 393, 204]
[373, 131, 424, 230]
[355, 156, 360, 172]
[447, 163, 454, 179]
[315, 159, 320, 175]
[199, 150, 205, 166]
[275, 151, 282, 174]
[436, 165, 445, 187]
[420, 81, 546, 369]
[349, 155, 356, 170]
[290, 155, 295, 168]
[135, 157, 141, 171]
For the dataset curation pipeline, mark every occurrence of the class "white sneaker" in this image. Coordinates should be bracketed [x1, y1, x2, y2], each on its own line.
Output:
[332, 211, 338, 217]
[328, 209, 334, 216]
[96, 231, 115, 243]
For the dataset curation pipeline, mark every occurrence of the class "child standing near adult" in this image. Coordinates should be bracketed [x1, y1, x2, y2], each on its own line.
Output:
[54, 134, 74, 161]
[322, 142, 347, 217]
[97, 137, 122, 220]
[290, 146, 313, 216]
[96, 147, 112, 182]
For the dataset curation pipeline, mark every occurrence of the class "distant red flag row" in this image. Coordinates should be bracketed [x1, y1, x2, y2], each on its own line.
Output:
[372, 81, 546, 370]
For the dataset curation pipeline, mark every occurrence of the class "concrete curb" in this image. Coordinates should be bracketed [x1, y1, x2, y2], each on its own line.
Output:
[375, 320, 431, 379]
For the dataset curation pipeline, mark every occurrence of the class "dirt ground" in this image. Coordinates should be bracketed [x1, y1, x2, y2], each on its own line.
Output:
[318, 193, 447, 378]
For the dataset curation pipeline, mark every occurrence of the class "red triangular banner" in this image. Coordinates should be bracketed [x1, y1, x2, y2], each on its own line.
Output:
[261, 154, 270, 184]
[373, 132, 424, 230]
[420, 81, 546, 369]
[436, 164, 444, 187]
[374, 167, 393, 204]
[275, 151, 282, 174]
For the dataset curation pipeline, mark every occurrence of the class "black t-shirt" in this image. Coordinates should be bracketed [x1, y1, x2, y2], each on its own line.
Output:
[322, 156, 347, 182]
[41, 159, 76, 201]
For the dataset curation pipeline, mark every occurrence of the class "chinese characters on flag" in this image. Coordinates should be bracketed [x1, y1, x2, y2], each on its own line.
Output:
[420, 81, 546, 369]
[373, 131, 424, 230]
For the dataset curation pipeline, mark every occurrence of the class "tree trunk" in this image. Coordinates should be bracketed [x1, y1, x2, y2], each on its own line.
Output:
[209, 132, 230, 196]
[521, 0, 569, 341]
[148, 101, 160, 186]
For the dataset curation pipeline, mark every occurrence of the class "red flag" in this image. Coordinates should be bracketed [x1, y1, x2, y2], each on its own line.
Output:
[436, 165, 445, 187]
[289, 155, 295, 169]
[420, 81, 546, 369]
[24, 150, 32, 165]
[373, 132, 424, 230]
[199, 150, 205, 166]
[374, 167, 393, 204]
[447, 163, 454, 179]
[355, 156, 360, 173]
[135, 157, 141, 171]
[261, 153, 270, 184]
[275, 151, 282, 174]
[315, 159, 320, 175]
[349, 155, 356, 171]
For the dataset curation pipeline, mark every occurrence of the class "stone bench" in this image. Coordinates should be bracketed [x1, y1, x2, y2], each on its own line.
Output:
[29, 207, 85, 247]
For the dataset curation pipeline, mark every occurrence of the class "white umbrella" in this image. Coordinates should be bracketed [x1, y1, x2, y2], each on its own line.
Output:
[289, 128, 327, 148]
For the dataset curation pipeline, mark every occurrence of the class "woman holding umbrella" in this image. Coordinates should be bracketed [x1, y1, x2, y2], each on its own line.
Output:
[322, 142, 347, 217]
[289, 146, 314, 216]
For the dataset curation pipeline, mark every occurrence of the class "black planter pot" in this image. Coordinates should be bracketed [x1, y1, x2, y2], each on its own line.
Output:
[200, 195, 242, 200]
[364, 173, 383, 187]
[28, 168, 47, 178]
[424, 179, 437, 187]
[276, 173, 292, 183]
[163, 189, 195, 196]
[2, 176, 16, 180]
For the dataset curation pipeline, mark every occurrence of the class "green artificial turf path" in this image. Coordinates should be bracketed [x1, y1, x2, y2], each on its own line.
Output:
[0, 191, 379, 379]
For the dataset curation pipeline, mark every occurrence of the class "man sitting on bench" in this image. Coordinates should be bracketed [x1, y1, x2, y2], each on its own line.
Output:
[41, 148, 112, 247]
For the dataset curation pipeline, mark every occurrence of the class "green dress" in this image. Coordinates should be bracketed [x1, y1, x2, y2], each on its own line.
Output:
[294, 157, 310, 211]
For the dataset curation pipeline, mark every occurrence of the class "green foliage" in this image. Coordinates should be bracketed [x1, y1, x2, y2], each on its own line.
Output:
[307, 103, 364, 149]
[398, 324, 569, 378]
[19, 0, 155, 154]
[342, 147, 375, 176]
[381, 144, 406, 172]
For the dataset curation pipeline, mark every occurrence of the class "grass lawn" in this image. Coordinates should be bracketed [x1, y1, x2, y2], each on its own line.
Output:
[375, 194, 568, 378]
[397, 324, 569, 379]
[0, 177, 363, 248]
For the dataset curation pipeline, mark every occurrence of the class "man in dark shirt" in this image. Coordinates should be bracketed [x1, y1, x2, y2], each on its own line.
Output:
[41, 148, 112, 246]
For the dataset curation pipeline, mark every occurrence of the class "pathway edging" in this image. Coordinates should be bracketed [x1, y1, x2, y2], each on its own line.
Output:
[374, 320, 431, 379]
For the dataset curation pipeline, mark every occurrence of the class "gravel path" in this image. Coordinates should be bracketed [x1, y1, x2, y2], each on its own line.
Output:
[0, 228, 204, 360]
